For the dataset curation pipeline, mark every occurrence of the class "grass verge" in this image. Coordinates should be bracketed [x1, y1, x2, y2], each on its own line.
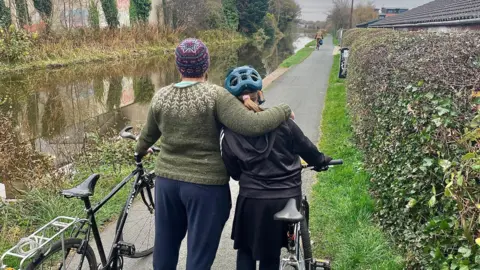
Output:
[310, 54, 404, 269]
[279, 46, 315, 68]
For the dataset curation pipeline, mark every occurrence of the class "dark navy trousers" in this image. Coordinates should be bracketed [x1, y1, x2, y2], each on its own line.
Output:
[153, 176, 231, 270]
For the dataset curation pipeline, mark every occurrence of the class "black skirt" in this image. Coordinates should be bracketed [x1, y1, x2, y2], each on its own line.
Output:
[231, 194, 301, 260]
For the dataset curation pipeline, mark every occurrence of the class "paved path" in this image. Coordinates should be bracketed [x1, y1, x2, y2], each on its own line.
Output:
[98, 36, 334, 270]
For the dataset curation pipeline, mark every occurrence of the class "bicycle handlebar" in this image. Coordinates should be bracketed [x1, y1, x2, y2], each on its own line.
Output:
[302, 159, 343, 170]
[119, 126, 160, 153]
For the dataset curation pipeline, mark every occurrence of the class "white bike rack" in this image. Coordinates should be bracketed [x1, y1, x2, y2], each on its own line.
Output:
[1, 216, 79, 270]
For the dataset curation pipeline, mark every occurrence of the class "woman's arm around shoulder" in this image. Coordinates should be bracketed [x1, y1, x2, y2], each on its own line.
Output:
[215, 86, 292, 137]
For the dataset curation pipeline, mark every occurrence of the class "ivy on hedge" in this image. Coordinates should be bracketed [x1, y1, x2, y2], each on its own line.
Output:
[345, 29, 480, 269]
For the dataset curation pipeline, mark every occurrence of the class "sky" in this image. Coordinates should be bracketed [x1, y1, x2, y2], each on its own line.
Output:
[298, 0, 433, 21]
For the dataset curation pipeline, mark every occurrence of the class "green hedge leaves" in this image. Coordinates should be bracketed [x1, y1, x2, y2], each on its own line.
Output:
[345, 29, 480, 269]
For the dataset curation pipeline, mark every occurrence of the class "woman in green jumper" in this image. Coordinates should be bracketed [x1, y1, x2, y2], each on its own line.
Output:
[135, 38, 293, 270]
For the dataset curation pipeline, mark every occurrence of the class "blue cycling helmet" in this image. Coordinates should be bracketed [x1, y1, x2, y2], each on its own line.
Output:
[224, 66, 263, 96]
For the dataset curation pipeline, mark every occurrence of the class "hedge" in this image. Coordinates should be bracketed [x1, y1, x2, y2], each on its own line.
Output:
[345, 29, 480, 268]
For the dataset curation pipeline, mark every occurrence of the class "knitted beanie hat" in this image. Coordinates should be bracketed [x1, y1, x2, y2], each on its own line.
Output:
[175, 38, 210, 78]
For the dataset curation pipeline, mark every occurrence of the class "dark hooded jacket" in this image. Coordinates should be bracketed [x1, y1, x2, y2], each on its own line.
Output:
[220, 119, 327, 199]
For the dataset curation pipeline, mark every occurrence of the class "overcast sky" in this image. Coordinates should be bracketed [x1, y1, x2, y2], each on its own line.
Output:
[298, 0, 433, 21]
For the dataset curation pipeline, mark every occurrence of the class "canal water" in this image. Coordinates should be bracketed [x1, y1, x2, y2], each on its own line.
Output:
[0, 36, 304, 173]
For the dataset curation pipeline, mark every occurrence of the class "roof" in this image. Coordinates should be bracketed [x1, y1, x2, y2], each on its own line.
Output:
[371, 0, 480, 27]
[356, 19, 381, 28]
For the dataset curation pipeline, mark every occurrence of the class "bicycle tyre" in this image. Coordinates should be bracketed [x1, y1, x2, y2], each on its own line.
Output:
[25, 238, 97, 270]
[115, 179, 155, 258]
[300, 218, 313, 270]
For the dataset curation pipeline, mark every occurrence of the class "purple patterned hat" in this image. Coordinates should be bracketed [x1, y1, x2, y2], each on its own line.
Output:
[175, 38, 210, 78]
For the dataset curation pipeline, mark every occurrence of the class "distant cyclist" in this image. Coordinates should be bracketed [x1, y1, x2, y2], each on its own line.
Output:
[220, 65, 332, 270]
[315, 32, 323, 50]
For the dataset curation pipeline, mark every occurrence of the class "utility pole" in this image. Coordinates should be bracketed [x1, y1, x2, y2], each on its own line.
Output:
[349, 0, 354, 28]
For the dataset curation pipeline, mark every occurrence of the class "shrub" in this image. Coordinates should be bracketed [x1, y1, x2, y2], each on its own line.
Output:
[252, 28, 268, 49]
[0, 116, 56, 194]
[88, 0, 100, 29]
[205, 0, 227, 29]
[222, 0, 238, 30]
[0, 26, 33, 63]
[346, 29, 480, 268]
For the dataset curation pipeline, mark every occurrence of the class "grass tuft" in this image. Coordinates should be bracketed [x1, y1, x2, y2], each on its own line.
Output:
[310, 54, 404, 270]
[279, 47, 315, 68]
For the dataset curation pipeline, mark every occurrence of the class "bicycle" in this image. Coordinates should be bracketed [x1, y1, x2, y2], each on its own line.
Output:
[275, 159, 343, 270]
[1, 126, 158, 270]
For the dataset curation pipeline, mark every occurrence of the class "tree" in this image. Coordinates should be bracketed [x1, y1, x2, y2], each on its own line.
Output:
[237, 0, 269, 34]
[0, 0, 11, 28]
[205, 0, 227, 29]
[130, 0, 151, 24]
[88, 0, 100, 29]
[133, 76, 155, 104]
[353, 2, 378, 25]
[100, 0, 119, 28]
[163, 0, 207, 30]
[268, 0, 300, 33]
[33, 0, 52, 23]
[325, 0, 350, 33]
[15, 0, 30, 26]
[326, 0, 379, 32]
[222, 0, 238, 30]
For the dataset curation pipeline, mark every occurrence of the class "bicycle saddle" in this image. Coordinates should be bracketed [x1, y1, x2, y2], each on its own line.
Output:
[61, 174, 100, 199]
[274, 198, 304, 222]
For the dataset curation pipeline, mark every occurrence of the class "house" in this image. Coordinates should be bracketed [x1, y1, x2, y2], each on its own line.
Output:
[356, 7, 408, 28]
[356, 19, 381, 28]
[370, 0, 480, 32]
[378, 7, 409, 19]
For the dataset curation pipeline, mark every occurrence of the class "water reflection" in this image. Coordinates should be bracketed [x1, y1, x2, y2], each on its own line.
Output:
[0, 38, 295, 166]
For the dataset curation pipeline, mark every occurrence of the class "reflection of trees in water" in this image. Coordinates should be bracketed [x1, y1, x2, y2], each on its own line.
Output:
[26, 93, 39, 138]
[235, 35, 294, 78]
[93, 78, 105, 103]
[41, 88, 66, 138]
[134, 76, 155, 104]
[208, 45, 240, 85]
[107, 77, 123, 110]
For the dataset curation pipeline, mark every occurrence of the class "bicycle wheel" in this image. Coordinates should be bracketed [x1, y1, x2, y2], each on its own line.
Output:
[25, 238, 97, 270]
[299, 218, 313, 270]
[116, 177, 155, 258]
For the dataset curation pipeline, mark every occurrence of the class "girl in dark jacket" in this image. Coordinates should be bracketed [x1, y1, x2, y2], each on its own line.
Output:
[221, 66, 331, 270]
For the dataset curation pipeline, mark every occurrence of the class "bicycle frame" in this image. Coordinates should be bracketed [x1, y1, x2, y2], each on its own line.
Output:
[74, 166, 148, 270]
[281, 197, 311, 270]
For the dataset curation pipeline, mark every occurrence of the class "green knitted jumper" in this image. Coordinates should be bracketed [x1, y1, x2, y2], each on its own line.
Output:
[135, 82, 291, 185]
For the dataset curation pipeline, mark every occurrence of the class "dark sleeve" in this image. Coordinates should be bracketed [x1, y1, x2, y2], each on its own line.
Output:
[220, 129, 242, 180]
[287, 119, 326, 167]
